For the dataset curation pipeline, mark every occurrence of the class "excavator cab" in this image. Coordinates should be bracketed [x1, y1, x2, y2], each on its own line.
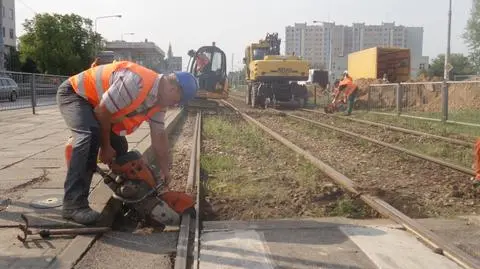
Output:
[187, 43, 228, 100]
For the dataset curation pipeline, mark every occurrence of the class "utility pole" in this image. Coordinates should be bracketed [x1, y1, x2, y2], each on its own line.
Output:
[0, 0, 4, 72]
[442, 0, 452, 122]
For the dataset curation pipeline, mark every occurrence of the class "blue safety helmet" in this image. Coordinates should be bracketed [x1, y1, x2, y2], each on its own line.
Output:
[174, 72, 199, 105]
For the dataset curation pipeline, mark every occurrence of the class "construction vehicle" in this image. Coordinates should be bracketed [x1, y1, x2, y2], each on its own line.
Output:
[244, 33, 309, 109]
[186, 43, 228, 108]
[348, 47, 411, 83]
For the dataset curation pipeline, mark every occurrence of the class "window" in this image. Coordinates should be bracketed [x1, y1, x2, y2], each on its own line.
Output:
[9, 28, 13, 39]
[210, 52, 223, 72]
[9, 8, 13, 20]
[2, 27, 4, 38]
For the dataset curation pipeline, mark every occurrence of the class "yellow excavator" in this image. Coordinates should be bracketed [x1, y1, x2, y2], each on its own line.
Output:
[244, 33, 309, 109]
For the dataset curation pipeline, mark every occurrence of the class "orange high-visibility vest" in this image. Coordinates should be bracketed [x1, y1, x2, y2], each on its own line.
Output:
[339, 76, 357, 97]
[68, 61, 162, 136]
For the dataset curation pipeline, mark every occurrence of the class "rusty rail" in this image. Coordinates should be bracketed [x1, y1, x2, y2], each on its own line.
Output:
[285, 113, 475, 176]
[222, 99, 480, 269]
[301, 108, 473, 147]
[175, 112, 202, 269]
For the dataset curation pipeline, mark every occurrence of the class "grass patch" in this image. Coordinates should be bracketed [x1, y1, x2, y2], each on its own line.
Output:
[201, 114, 373, 220]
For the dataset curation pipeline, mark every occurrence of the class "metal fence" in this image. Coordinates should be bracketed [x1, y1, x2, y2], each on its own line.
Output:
[364, 81, 480, 126]
[0, 71, 69, 113]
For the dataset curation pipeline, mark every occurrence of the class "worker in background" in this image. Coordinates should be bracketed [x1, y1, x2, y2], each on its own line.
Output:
[56, 61, 198, 225]
[338, 70, 359, 116]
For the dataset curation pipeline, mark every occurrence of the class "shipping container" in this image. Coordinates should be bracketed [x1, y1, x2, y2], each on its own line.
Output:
[347, 47, 410, 83]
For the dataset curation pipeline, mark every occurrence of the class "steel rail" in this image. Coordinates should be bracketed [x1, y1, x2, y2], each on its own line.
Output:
[283, 112, 475, 176]
[300, 108, 473, 147]
[221, 99, 480, 269]
[174, 112, 201, 269]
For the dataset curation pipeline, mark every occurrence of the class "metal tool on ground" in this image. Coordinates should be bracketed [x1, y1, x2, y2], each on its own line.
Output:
[64, 137, 196, 228]
[17, 214, 111, 243]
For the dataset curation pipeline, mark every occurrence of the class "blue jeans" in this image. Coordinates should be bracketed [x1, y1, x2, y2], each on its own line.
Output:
[56, 80, 128, 210]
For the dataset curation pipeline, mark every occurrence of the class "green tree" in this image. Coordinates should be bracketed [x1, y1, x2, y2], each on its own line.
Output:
[463, 0, 480, 72]
[428, 53, 475, 78]
[18, 13, 102, 75]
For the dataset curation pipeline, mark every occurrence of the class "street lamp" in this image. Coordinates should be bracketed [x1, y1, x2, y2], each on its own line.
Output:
[94, 14, 122, 33]
[94, 14, 122, 55]
[121, 32, 135, 41]
[442, 0, 452, 122]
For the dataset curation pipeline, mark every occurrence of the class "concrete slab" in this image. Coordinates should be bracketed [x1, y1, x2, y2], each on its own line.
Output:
[199, 218, 466, 269]
[340, 225, 462, 269]
[200, 218, 379, 269]
[0, 227, 72, 269]
[417, 217, 480, 260]
[74, 231, 177, 269]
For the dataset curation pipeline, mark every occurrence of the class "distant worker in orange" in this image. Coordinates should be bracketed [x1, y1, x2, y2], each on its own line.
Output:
[338, 70, 359, 116]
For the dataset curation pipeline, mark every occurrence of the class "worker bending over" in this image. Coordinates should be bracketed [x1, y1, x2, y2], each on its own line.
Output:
[338, 71, 359, 116]
[56, 61, 198, 225]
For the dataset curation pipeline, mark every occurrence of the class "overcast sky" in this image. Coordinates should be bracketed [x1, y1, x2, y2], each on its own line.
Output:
[15, 0, 473, 71]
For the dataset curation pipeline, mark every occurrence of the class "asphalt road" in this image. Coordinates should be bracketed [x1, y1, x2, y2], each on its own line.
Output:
[0, 95, 56, 111]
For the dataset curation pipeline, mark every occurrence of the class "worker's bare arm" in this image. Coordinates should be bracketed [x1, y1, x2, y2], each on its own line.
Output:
[149, 111, 170, 186]
[94, 103, 116, 164]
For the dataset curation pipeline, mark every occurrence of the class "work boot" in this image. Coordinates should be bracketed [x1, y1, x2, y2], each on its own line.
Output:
[62, 207, 101, 225]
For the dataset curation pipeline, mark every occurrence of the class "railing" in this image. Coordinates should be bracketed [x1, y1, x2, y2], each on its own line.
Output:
[365, 81, 480, 126]
[0, 71, 69, 114]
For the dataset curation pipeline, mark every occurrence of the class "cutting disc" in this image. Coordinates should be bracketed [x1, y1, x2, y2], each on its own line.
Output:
[30, 194, 63, 209]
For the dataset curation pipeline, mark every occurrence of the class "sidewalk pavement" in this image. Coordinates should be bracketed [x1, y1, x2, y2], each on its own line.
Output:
[0, 106, 175, 269]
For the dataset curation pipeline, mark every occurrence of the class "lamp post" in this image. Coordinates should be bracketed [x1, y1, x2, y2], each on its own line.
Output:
[442, 0, 452, 122]
[94, 14, 122, 54]
[121, 32, 135, 41]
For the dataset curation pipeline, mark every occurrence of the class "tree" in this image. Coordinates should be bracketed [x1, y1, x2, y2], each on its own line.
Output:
[463, 0, 480, 72]
[428, 53, 475, 78]
[18, 13, 102, 75]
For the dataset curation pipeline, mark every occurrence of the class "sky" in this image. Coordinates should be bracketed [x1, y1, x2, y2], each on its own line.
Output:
[15, 0, 473, 72]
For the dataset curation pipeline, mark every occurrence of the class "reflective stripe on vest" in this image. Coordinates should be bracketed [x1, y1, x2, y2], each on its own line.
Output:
[68, 61, 161, 135]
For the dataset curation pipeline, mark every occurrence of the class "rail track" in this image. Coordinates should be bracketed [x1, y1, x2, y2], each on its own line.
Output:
[220, 98, 480, 269]
[229, 93, 475, 174]
[69, 95, 480, 269]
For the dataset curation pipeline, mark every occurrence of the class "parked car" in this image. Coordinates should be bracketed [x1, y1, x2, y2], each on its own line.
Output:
[0, 77, 18, 102]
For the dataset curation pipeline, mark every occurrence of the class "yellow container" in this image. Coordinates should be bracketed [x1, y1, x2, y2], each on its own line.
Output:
[347, 47, 411, 83]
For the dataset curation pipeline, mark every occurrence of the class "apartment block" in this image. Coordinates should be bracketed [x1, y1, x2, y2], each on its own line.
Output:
[2, 0, 15, 50]
[285, 22, 429, 79]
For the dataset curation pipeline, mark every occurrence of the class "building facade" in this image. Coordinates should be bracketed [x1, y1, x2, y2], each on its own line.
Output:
[285, 22, 428, 79]
[104, 39, 166, 72]
[2, 0, 15, 50]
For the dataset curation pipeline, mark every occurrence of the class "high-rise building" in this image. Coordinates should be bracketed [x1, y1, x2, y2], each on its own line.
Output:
[2, 0, 15, 50]
[285, 22, 429, 79]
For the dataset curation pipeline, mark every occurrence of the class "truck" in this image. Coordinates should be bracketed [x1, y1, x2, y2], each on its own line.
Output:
[347, 47, 410, 83]
[244, 33, 309, 109]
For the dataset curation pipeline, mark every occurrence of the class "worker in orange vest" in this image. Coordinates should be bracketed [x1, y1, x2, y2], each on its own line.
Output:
[56, 61, 198, 225]
[338, 71, 359, 116]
